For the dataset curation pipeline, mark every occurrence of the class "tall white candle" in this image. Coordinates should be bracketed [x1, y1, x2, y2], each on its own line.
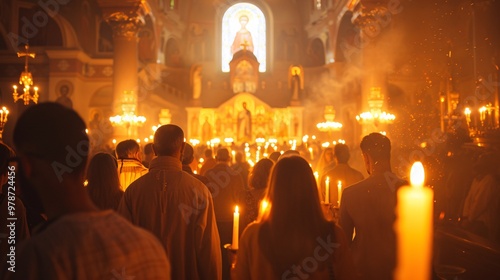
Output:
[325, 177, 330, 203]
[395, 162, 433, 280]
[337, 180, 342, 206]
[232, 206, 240, 250]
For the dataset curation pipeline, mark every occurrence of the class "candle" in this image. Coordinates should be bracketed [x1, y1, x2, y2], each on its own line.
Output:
[308, 147, 314, 160]
[314, 171, 319, 184]
[232, 205, 240, 250]
[395, 162, 433, 280]
[337, 180, 342, 206]
[325, 177, 330, 203]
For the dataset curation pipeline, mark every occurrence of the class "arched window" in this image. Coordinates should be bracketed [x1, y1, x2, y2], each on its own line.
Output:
[221, 2, 266, 72]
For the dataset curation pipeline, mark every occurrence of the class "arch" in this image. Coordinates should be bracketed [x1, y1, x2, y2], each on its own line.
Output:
[335, 11, 357, 63]
[221, 2, 267, 72]
[164, 37, 183, 67]
[16, 6, 63, 47]
[306, 38, 326, 67]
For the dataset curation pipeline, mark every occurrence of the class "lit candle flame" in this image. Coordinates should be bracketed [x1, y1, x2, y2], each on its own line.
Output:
[235, 205, 239, 214]
[410, 161, 425, 188]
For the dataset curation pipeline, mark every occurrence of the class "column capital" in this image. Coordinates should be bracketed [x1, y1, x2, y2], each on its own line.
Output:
[106, 11, 144, 39]
[98, 1, 147, 39]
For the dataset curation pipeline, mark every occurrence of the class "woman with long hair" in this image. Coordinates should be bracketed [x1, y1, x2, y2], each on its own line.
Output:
[233, 156, 356, 279]
[86, 153, 123, 210]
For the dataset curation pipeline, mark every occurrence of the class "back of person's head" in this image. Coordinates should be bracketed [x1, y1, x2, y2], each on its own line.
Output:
[215, 148, 230, 162]
[266, 156, 324, 228]
[154, 124, 184, 156]
[360, 133, 391, 162]
[87, 153, 119, 188]
[204, 149, 213, 158]
[235, 151, 244, 163]
[182, 143, 195, 165]
[115, 139, 140, 159]
[13, 102, 89, 179]
[143, 143, 154, 156]
[248, 158, 273, 190]
[277, 150, 300, 161]
[268, 151, 281, 163]
[86, 152, 122, 210]
[334, 144, 350, 164]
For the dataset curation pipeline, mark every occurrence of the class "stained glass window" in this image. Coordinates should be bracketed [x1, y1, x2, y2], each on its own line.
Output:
[222, 3, 266, 72]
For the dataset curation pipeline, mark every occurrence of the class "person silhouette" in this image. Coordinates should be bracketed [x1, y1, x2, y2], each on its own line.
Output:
[231, 15, 254, 55]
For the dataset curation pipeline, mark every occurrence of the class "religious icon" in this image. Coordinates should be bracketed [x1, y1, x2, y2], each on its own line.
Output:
[237, 102, 252, 141]
[231, 15, 254, 55]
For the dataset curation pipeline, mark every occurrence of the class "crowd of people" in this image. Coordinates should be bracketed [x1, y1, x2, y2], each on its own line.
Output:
[1, 102, 499, 279]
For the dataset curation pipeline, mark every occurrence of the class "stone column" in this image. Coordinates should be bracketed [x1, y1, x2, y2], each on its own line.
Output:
[106, 12, 143, 116]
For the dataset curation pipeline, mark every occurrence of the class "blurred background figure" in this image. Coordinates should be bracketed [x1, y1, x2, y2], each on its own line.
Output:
[115, 139, 148, 190]
[205, 148, 245, 280]
[232, 151, 251, 189]
[233, 156, 356, 279]
[316, 147, 336, 180]
[268, 151, 281, 163]
[86, 152, 123, 211]
[142, 143, 156, 168]
[182, 143, 209, 186]
[240, 158, 274, 230]
[320, 144, 364, 204]
[200, 149, 217, 176]
[461, 152, 500, 242]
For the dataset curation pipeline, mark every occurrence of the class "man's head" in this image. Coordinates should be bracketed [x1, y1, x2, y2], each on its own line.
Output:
[182, 143, 195, 165]
[116, 140, 141, 161]
[242, 102, 247, 109]
[204, 149, 213, 159]
[153, 124, 184, 158]
[360, 133, 391, 174]
[13, 103, 89, 181]
[215, 148, 231, 163]
[334, 144, 350, 164]
[143, 143, 155, 162]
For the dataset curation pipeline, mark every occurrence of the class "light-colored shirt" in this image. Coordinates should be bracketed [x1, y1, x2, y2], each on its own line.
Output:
[117, 158, 148, 191]
[118, 156, 222, 280]
[3, 210, 170, 279]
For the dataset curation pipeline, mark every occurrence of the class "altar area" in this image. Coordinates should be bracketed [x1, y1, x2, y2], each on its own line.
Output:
[186, 92, 303, 144]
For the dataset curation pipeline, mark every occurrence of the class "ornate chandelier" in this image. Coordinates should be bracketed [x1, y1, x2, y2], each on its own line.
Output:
[317, 106, 343, 132]
[109, 91, 146, 137]
[356, 87, 395, 126]
[12, 45, 39, 105]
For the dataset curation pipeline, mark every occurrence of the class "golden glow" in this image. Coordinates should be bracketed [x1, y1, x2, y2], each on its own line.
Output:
[356, 111, 396, 123]
[410, 162, 425, 188]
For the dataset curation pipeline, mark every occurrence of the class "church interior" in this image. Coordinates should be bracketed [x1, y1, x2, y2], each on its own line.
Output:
[0, 0, 500, 277]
